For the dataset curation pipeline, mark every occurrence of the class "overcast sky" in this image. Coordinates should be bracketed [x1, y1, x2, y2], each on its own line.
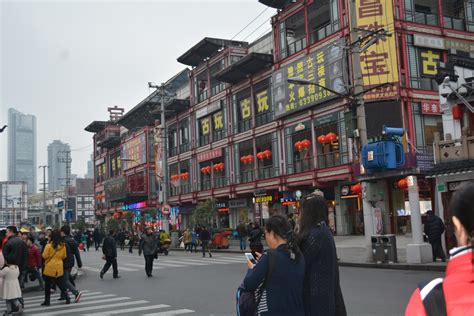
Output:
[0, 0, 275, 189]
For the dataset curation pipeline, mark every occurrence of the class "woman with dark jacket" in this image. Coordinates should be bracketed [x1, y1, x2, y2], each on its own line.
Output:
[243, 215, 305, 316]
[248, 222, 263, 256]
[297, 191, 346, 316]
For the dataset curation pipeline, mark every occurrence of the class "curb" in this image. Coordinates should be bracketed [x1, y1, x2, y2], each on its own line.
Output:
[170, 248, 447, 272]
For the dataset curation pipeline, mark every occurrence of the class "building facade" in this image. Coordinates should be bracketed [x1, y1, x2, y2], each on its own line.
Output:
[47, 140, 71, 192]
[7, 108, 37, 194]
[0, 181, 28, 226]
[75, 178, 95, 224]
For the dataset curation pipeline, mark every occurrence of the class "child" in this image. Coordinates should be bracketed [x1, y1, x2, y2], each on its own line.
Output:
[0, 263, 23, 315]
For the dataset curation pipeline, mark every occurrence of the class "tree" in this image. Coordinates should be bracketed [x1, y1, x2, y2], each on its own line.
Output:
[192, 199, 216, 226]
[106, 218, 120, 233]
[123, 212, 134, 231]
[72, 217, 87, 232]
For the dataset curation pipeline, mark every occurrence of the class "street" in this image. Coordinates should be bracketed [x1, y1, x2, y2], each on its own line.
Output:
[8, 248, 443, 316]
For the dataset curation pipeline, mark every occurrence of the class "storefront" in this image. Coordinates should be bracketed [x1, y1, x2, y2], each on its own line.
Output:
[229, 198, 251, 229]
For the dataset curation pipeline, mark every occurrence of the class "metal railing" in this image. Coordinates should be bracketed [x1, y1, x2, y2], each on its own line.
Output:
[212, 129, 227, 142]
[434, 131, 474, 163]
[200, 179, 212, 191]
[310, 23, 333, 45]
[213, 176, 228, 188]
[405, 10, 439, 26]
[443, 16, 465, 30]
[198, 90, 208, 103]
[179, 142, 190, 153]
[290, 157, 313, 173]
[317, 151, 349, 169]
[237, 169, 254, 183]
[169, 147, 178, 157]
[211, 83, 226, 96]
[180, 183, 192, 194]
[199, 135, 210, 146]
[258, 166, 279, 180]
[255, 111, 273, 126]
[238, 120, 252, 133]
[410, 77, 438, 91]
[287, 37, 307, 56]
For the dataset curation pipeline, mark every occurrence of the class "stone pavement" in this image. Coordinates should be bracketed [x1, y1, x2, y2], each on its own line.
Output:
[173, 235, 448, 272]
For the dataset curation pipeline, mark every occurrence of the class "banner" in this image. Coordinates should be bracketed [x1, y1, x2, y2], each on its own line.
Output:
[355, 0, 399, 100]
[122, 133, 147, 170]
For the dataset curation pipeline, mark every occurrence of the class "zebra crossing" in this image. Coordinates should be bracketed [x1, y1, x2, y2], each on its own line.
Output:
[81, 254, 247, 273]
[0, 290, 195, 316]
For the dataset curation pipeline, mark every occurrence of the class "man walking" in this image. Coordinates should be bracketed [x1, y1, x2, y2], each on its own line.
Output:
[100, 230, 120, 279]
[60, 226, 83, 302]
[236, 221, 248, 251]
[26, 237, 44, 290]
[138, 227, 159, 277]
[424, 210, 446, 262]
[199, 226, 212, 258]
[93, 228, 101, 251]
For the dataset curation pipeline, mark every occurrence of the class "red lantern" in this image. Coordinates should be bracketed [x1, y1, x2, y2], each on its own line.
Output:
[264, 150, 272, 159]
[351, 183, 362, 195]
[302, 139, 311, 150]
[294, 141, 303, 152]
[247, 155, 254, 163]
[206, 166, 212, 174]
[452, 105, 462, 120]
[257, 152, 264, 160]
[326, 132, 338, 142]
[240, 156, 246, 164]
[180, 172, 189, 180]
[317, 135, 327, 144]
[220, 163, 225, 171]
[398, 178, 408, 190]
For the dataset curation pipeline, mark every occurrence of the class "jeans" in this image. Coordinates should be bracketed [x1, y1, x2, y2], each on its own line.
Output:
[60, 267, 79, 299]
[44, 275, 69, 303]
[94, 240, 100, 251]
[201, 241, 212, 257]
[144, 254, 155, 276]
[190, 242, 197, 253]
[239, 237, 247, 250]
[101, 256, 118, 277]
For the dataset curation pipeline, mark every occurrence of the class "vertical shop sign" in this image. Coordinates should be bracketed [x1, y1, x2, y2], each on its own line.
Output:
[356, 0, 399, 100]
[419, 49, 441, 77]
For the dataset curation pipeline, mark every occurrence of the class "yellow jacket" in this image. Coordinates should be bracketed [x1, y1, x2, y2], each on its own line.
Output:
[42, 242, 67, 278]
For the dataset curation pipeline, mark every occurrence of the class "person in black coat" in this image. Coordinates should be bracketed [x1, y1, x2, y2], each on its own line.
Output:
[248, 222, 263, 256]
[59, 226, 83, 302]
[92, 228, 101, 251]
[138, 227, 159, 277]
[297, 192, 346, 316]
[199, 226, 212, 258]
[100, 230, 120, 279]
[3, 226, 28, 306]
[424, 210, 446, 262]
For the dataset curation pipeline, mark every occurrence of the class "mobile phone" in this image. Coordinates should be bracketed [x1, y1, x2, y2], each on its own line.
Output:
[245, 252, 257, 264]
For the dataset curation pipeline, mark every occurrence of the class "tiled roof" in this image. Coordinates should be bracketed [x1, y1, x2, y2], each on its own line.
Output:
[425, 159, 474, 177]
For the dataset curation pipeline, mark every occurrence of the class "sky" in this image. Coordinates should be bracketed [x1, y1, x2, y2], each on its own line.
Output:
[0, 0, 275, 190]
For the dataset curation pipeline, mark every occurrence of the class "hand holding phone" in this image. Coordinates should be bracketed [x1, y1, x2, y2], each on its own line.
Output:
[245, 252, 257, 264]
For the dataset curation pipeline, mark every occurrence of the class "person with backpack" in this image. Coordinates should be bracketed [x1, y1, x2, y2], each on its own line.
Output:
[59, 226, 83, 302]
[240, 215, 305, 316]
[297, 191, 346, 316]
[424, 210, 447, 262]
[405, 181, 474, 316]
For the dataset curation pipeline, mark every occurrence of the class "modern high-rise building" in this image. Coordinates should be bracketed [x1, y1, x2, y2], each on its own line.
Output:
[8, 108, 37, 194]
[85, 154, 94, 179]
[47, 140, 71, 192]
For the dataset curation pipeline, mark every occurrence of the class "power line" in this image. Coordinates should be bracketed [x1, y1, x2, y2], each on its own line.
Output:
[231, 6, 270, 40]
[242, 18, 272, 41]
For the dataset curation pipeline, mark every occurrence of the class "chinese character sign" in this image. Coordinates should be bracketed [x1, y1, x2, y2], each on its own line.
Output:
[213, 111, 224, 130]
[356, 0, 399, 100]
[421, 100, 441, 115]
[419, 49, 441, 77]
[240, 97, 252, 120]
[122, 133, 147, 170]
[272, 38, 346, 118]
[200, 117, 210, 135]
[255, 89, 270, 113]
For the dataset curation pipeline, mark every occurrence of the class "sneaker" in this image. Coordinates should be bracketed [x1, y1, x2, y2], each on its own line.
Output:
[113, 275, 121, 279]
[74, 291, 83, 303]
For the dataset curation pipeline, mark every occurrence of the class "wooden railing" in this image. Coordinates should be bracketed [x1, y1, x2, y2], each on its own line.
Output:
[433, 130, 474, 164]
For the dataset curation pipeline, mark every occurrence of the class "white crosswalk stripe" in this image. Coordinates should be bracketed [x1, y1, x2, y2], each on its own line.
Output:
[11, 289, 195, 315]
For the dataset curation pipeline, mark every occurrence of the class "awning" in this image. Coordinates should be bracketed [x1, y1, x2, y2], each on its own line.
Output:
[258, 0, 292, 9]
[177, 37, 249, 67]
[84, 121, 107, 133]
[215, 53, 273, 84]
[425, 159, 474, 178]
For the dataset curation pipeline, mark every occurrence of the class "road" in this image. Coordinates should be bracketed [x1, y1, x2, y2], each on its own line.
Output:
[11, 248, 443, 316]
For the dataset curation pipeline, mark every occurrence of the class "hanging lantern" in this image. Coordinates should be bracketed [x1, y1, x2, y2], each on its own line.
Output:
[247, 155, 254, 163]
[263, 150, 272, 159]
[351, 183, 362, 195]
[214, 163, 224, 172]
[257, 152, 264, 160]
[452, 105, 462, 120]
[302, 139, 311, 150]
[180, 172, 189, 180]
[240, 156, 247, 164]
[398, 178, 408, 190]
[219, 163, 225, 171]
[317, 135, 327, 144]
[326, 132, 338, 142]
[294, 141, 304, 152]
[206, 166, 212, 174]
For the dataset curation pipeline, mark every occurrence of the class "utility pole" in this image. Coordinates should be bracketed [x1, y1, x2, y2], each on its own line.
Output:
[58, 150, 72, 225]
[160, 84, 169, 233]
[39, 165, 49, 226]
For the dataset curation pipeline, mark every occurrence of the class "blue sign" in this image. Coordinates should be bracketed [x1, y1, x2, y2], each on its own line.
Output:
[122, 201, 147, 211]
[66, 210, 73, 221]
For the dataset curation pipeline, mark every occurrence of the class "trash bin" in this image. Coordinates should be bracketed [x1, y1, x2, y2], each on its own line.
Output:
[381, 234, 398, 263]
[171, 231, 179, 248]
[371, 235, 384, 263]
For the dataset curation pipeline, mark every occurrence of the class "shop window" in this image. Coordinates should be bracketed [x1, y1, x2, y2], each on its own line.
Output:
[254, 80, 273, 126]
[443, 0, 466, 31]
[109, 152, 121, 178]
[234, 90, 253, 133]
[404, 0, 439, 25]
[256, 133, 278, 180]
[194, 71, 208, 104]
[412, 103, 444, 152]
[406, 36, 439, 92]
[236, 140, 254, 183]
[279, 10, 306, 60]
[314, 113, 348, 168]
[168, 125, 178, 157]
[285, 123, 313, 174]
[179, 119, 190, 153]
[308, 0, 339, 45]
[210, 60, 226, 96]
[199, 162, 212, 191]
[198, 116, 211, 146]
[96, 163, 106, 183]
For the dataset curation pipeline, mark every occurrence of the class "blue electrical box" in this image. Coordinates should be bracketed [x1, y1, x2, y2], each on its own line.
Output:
[362, 140, 405, 170]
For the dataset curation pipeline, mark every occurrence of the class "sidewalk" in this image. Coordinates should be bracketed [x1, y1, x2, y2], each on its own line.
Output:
[172, 235, 447, 272]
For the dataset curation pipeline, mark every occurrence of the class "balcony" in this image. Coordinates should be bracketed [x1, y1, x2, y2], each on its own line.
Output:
[169, 146, 178, 157]
[258, 166, 279, 180]
[444, 16, 465, 31]
[200, 179, 212, 191]
[317, 151, 349, 169]
[289, 157, 313, 173]
[237, 169, 254, 183]
[179, 142, 190, 153]
[96, 126, 121, 149]
[213, 176, 229, 188]
[405, 10, 439, 26]
[433, 131, 474, 164]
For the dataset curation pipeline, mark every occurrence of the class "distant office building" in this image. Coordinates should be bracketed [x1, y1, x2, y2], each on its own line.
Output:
[0, 181, 28, 226]
[47, 140, 71, 192]
[8, 108, 37, 194]
[85, 154, 93, 179]
[75, 178, 94, 224]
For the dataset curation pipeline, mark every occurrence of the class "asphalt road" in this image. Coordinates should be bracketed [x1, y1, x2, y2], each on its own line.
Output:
[12, 248, 443, 316]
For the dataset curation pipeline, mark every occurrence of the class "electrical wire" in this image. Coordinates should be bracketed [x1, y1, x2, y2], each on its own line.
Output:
[231, 6, 270, 40]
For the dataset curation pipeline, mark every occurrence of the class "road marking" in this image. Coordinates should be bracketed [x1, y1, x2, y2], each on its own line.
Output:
[158, 259, 207, 266]
[30, 299, 147, 315]
[0, 292, 107, 307]
[25, 296, 130, 313]
[0, 290, 92, 302]
[123, 263, 165, 269]
[143, 309, 195, 316]
[174, 258, 230, 265]
[82, 265, 138, 272]
[155, 262, 187, 268]
[83, 304, 170, 315]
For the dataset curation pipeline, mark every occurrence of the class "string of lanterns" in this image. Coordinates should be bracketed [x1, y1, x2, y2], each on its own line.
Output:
[213, 162, 225, 172]
[317, 132, 338, 144]
[256, 150, 272, 160]
[294, 139, 311, 152]
[200, 166, 212, 174]
[170, 172, 190, 181]
[240, 155, 254, 164]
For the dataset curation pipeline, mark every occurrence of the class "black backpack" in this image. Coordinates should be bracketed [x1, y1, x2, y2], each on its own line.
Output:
[418, 278, 447, 316]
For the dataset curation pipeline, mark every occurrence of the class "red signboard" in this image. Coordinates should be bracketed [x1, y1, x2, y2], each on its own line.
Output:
[421, 100, 442, 115]
[197, 148, 222, 162]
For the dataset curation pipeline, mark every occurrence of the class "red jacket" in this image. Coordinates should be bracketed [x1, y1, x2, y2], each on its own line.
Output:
[405, 249, 474, 316]
[27, 245, 42, 269]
